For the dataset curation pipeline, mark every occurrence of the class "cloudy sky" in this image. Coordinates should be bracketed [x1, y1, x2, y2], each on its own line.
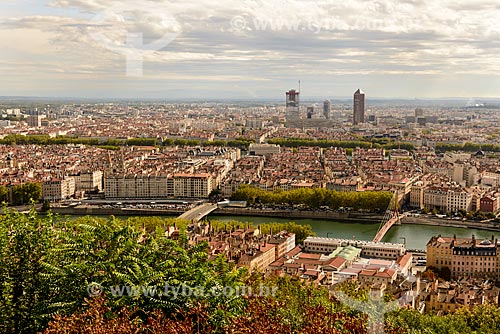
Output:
[1, 0, 500, 99]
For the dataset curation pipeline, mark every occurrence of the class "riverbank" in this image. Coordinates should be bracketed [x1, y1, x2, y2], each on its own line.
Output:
[215, 207, 385, 223]
[48, 205, 500, 234]
[50, 206, 181, 216]
[49, 205, 386, 222]
[402, 216, 500, 232]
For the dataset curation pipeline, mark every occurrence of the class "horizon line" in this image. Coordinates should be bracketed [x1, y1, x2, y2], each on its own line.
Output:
[1, 95, 500, 102]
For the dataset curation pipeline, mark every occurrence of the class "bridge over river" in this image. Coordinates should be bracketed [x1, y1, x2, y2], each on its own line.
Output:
[177, 192, 404, 241]
[372, 191, 404, 243]
[177, 203, 218, 222]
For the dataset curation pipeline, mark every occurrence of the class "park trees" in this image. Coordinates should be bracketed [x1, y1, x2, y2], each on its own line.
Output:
[231, 186, 392, 211]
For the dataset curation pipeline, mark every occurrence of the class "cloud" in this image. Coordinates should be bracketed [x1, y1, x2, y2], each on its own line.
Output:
[1, 0, 500, 98]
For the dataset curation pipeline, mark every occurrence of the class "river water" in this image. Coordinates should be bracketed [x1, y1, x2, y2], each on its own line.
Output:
[208, 215, 500, 250]
[63, 213, 500, 250]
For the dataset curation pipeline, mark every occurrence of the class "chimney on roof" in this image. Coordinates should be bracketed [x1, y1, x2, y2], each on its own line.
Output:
[472, 234, 476, 247]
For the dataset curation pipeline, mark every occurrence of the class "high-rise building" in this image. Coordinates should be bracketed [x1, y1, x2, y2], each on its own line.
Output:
[285, 89, 301, 128]
[353, 89, 365, 125]
[415, 108, 424, 118]
[27, 108, 43, 127]
[306, 106, 314, 119]
[323, 100, 331, 119]
[284, 89, 335, 128]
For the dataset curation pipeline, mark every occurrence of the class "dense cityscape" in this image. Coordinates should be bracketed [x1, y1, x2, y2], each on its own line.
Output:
[3, 0, 500, 333]
[1, 90, 500, 332]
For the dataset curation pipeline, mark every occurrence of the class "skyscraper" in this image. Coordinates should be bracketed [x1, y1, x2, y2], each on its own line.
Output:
[285, 89, 301, 128]
[27, 108, 42, 127]
[353, 89, 365, 125]
[323, 100, 331, 119]
[306, 106, 314, 119]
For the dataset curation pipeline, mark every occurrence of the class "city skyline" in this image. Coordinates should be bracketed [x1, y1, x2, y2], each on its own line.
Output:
[353, 88, 365, 125]
[1, 0, 500, 99]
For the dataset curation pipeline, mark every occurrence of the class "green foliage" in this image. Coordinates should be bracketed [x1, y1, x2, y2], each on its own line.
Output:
[0, 135, 158, 148]
[383, 142, 415, 151]
[0, 135, 100, 146]
[0, 213, 248, 333]
[258, 222, 315, 244]
[435, 142, 500, 153]
[11, 183, 42, 205]
[204, 219, 315, 245]
[386, 304, 500, 334]
[96, 145, 121, 150]
[125, 138, 157, 146]
[334, 280, 368, 302]
[0, 186, 8, 204]
[172, 138, 202, 146]
[267, 138, 415, 151]
[231, 185, 392, 211]
[268, 138, 373, 149]
[0, 133, 253, 151]
[0, 209, 56, 334]
[3, 211, 500, 333]
[41, 200, 51, 212]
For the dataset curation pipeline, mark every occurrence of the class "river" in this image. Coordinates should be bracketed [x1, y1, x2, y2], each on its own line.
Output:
[63, 213, 500, 250]
[207, 215, 500, 250]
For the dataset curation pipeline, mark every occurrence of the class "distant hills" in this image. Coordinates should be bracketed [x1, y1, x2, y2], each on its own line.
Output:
[0, 96, 499, 108]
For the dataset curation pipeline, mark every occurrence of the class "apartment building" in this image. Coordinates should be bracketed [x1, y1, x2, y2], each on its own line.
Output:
[71, 171, 103, 192]
[358, 268, 398, 285]
[105, 173, 213, 199]
[326, 177, 362, 192]
[267, 231, 296, 259]
[42, 177, 76, 201]
[446, 188, 473, 212]
[427, 235, 499, 280]
[172, 173, 213, 198]
[237, 243, 276, 272]
[410, 181, 425, 209]
[420, 185, 473, 212]
[480, 194, 500, 213]
[249, 143, 280, 156]
[423, 280, 499, 314]
[480, 172, 500, 187]
[105, 175, 168, 199]
[303, 237, 406, 260]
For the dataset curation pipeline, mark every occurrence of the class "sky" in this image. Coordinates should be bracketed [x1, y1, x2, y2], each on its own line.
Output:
[1, 0, 500, 99]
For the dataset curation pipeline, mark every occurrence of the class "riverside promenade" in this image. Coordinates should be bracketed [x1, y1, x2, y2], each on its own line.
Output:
[48, 205, 500, 233]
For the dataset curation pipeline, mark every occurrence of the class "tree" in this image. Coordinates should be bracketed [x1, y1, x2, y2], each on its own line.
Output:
[0, 185, 8, 204]
[41, 200, 51, 212]
[231, 186, 392, 211]
[0, 209, 56, 334]
[22, 183, 42, 204]
[10, 183, 42, 205]
[209, 189, 223, 203]
[11, 185, 24, 205]
[44, 297, 216, 334]
[44, 216, 248, 323]
[440, 267, 451, 281]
